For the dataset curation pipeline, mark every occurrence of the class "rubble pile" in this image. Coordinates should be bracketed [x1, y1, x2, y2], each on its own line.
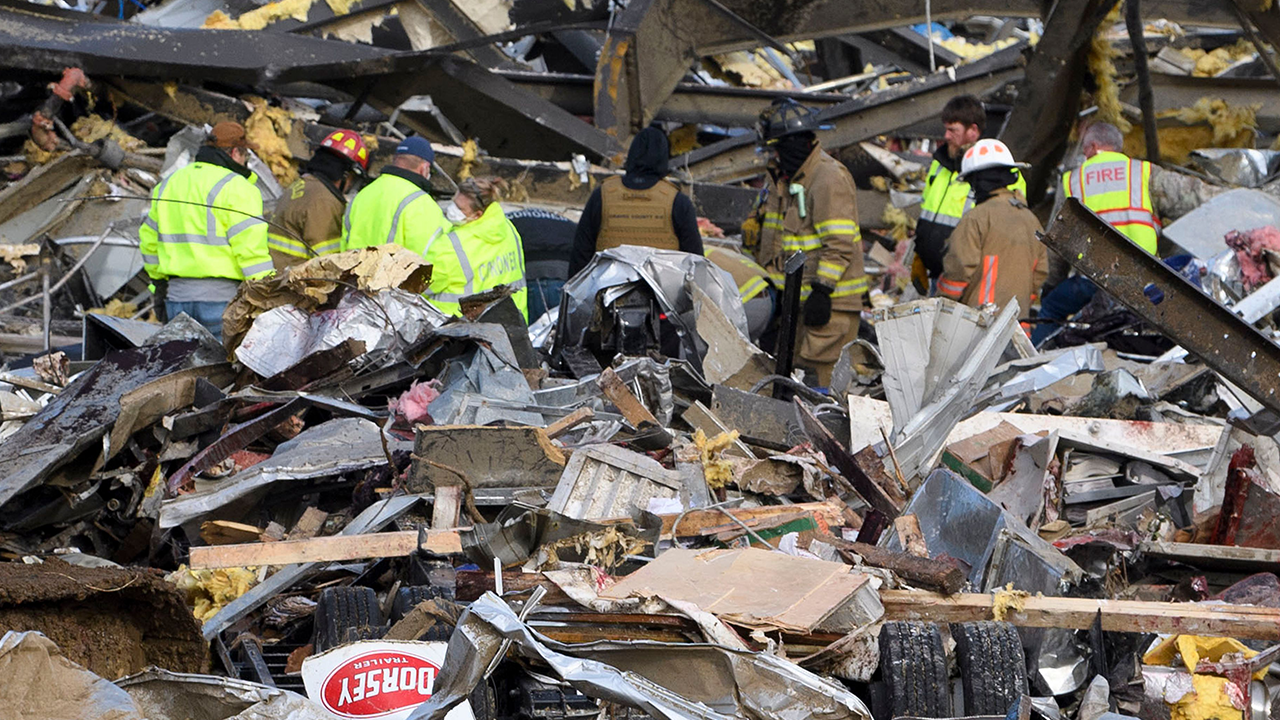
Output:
[3, 1, 1280, 720]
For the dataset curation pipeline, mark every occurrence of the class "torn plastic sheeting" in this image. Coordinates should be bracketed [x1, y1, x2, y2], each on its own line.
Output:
[0, 631, 145, 720]
[554, 246, 749, 365]
[1189, 149, 1280, 188]
[997, 344, 1106, 399]
[408, 592, 871, 720]
[406, 322, 523, 372]
[236, 289, 448, 378]
[116, 667, 331, 719]
[159, 418, 410, 529]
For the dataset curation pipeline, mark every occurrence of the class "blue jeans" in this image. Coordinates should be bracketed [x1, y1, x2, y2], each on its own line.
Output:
[527, 278, 565, 322]
[166, 300, 228, 341]
[1031, 275, 1098, 346]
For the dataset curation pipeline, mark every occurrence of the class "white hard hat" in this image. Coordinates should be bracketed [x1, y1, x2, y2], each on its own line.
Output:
[959, 139, 1028, 177]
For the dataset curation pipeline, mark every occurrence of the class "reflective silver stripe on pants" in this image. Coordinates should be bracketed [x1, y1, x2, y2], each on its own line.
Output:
[158, 232, 229, 246]
[205, 172, 239, 245]
[387, 191, 427, 245]
[240, 260, 274, 277]
[227, 217, 265, 239]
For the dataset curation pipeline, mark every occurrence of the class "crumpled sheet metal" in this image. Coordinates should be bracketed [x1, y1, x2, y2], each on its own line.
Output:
[223, 245, 434, 352]
[159, 418, 410, 529]
[409, 593, 871, 720]
[1163, 188, 1280, 264]
[236, 289, 447, 377]
[554, 246, 749, 364]
[997, 344, 1106, 399]
[116, 667, 331, 719]
[1190, 149, 1280, 188]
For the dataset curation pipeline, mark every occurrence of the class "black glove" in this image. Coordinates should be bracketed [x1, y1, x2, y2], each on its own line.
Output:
[804, 284, 833, 326]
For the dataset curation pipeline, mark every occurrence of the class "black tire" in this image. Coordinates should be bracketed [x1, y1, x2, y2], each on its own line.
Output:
[391, 586, 448, 623]
[951, 621, 1028, 716]
[312, 586, 386, 652]
[468, 679, 496, 720]
[868, 681, 892, 720]
[878, 621, 951, 719]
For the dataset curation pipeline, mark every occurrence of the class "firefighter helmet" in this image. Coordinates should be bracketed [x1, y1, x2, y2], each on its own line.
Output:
[319, 129, 370, 172]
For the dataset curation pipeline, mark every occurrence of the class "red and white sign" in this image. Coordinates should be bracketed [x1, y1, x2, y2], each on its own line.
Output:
[302, 640, 475, 720]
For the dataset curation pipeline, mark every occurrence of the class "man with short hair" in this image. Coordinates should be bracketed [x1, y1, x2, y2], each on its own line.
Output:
[915, 95, 1026, 289]
[1031, 122, 1159, 345]
[341, 136, 447, 255]
[140, 121, 272, 340]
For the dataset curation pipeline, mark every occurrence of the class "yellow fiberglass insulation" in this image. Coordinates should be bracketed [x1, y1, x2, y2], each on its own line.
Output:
[1087, 3, 1131, 134]
[203, 0, 313, 30]
[167, 565, 259, 622]
[1122, 98, 1257, 164]
[244, 96, 298, 185]
[71, 115, 145, 152]
[1180, 39, 1257, 77]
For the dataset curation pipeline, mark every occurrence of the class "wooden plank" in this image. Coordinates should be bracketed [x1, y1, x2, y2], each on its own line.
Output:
[200, 520, 265, 546]
[288, 507, 328, 540]
[189, 529, 462, 569]
[880, 590, 1280, 640]
[431, 485, 462, 530]
[819, 534, 965, 595]
[597, 367, 660, 428]
[657, 500, 847, 537]
[1140, 540, 1280, 573]
[544, 407, 594, 439]
[456, 570, 574, 604]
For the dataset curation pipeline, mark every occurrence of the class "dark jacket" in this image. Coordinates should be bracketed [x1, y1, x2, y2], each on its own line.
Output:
[569, 128, 703, 277]
[508, 208, 576, 281]
[914, 144, 962, 278]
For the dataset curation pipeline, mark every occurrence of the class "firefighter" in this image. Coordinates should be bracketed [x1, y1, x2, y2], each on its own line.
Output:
[1031, 122, 1159, 345]
[341, 136, 446, 254]
[139, 121, 272, 340]
[266, 129, 369, 270]
[914, 95, 1027, 290]
[425, 176, 528, 321]
[937, 139, 1047, 313]
[568, 127, 702, 277]
[752, 98, 866, 386]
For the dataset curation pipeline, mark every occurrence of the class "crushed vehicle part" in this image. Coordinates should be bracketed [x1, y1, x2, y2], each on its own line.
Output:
[877, 621, 951, 720]
[952, 621, 1029, 715]
[408, 592, 872, 720]
[312, 586, 386, 653]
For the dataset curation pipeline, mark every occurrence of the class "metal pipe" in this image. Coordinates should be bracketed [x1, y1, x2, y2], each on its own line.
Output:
[41, 262, 51, 352]
[0, 271, 39, 293]
[0, 226, 112, 315]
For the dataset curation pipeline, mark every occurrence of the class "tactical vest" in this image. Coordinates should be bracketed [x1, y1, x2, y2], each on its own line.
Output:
[596, 176, 679, 252]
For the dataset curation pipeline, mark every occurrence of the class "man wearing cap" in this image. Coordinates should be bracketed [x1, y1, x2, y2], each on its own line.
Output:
[266, 129, 369, 270]
[938, 139, 1046, 312]
[341, 136, 447, 255]
[751, 98, 866, 386]
[139, 121, 273, 340]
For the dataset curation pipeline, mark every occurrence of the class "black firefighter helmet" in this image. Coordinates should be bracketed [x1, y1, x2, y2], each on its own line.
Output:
[756, 97, 829, 144]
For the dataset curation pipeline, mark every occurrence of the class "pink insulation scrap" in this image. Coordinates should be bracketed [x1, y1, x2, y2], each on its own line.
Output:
[1225, 225, 1280, 291]
[389, 379, 442, 426]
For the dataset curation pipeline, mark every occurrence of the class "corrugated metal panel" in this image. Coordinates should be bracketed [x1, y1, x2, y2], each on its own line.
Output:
[548, 444, 684, 521]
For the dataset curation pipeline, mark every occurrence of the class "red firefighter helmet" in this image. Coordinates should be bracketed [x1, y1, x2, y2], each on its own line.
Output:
[319, 129, 369, 172]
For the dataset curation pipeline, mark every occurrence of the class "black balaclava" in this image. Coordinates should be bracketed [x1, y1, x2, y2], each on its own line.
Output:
[304, 148, 351, 186]
[773, 131, 816, 180]
[968, 166, 1017, 206]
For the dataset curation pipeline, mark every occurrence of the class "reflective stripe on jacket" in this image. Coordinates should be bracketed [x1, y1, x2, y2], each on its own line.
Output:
[139, 161, 272, 281]
[1062, 151, 1158, 255]
[423, 202, 528, 321]
[938, 189, 1047, 312]
[753, 144, 867, 312]
[341, 171, 446, 255]
[706, 246, 771, 302]
[266, 174, 346, 269]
